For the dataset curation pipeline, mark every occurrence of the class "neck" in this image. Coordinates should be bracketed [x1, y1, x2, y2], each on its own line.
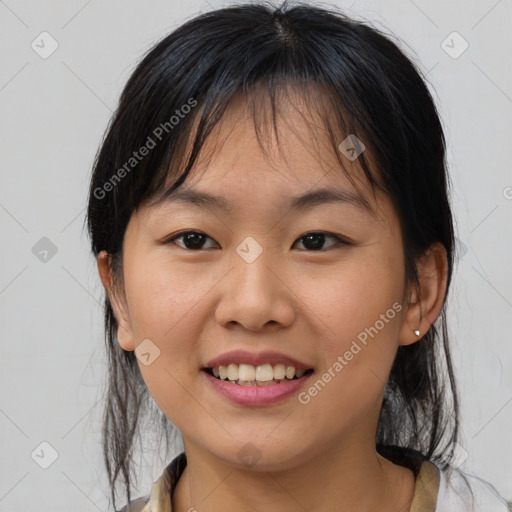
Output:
[172, 442, 415, 512]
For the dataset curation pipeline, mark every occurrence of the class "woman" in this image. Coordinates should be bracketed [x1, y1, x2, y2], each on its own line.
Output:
[86, 2, 511, 511]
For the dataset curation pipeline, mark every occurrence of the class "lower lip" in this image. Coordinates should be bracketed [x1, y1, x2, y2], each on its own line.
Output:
[202, 370, 313, 405]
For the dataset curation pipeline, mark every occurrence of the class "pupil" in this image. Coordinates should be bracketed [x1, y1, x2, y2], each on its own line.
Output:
[185, 233, 204, 249]
[304, 233, 324, 250]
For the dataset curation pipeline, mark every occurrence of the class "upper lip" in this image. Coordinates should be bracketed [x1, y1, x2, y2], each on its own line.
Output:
[203, 350, 313, 370]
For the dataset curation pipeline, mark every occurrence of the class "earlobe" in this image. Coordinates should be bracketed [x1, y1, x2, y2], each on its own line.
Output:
[97, 250, 136, 351]
[398, 242, 448, 346]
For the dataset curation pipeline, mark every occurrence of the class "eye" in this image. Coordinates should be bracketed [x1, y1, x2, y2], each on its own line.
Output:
[164, 230, 349, 251]
[165, 231, 219, 250]
[292, 232, 349, 251]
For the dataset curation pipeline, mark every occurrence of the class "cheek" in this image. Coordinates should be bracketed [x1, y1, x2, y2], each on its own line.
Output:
[121, 253, 227, 425]
[123, 252, 214, 342]
[302, 250, 404, 338]
[295, 292, 402, 444]
[298, 249, 404, 397]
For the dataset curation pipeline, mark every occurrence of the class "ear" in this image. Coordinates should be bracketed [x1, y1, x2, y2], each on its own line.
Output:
[97, 250, 135, 351]
[398, 242, 448, 346]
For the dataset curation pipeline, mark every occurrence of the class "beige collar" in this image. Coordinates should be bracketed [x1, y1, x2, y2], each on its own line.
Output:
[139, 452, 440, 512]
[410, 460, 440, 512]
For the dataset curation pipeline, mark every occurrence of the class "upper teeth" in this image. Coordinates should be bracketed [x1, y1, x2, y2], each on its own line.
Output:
[212, 363, 307, 381]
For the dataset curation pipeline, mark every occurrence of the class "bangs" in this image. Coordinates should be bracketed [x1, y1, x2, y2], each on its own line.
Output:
[146, 79, 385, 216]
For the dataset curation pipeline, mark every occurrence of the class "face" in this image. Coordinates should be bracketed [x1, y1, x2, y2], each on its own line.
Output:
[101, 90, 420, 471]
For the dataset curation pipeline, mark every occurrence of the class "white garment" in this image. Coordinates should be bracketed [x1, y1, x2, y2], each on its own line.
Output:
[435, 465, 511, 511]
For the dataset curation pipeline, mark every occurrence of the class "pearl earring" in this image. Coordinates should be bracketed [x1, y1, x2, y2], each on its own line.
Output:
[414, 330, 420, 336]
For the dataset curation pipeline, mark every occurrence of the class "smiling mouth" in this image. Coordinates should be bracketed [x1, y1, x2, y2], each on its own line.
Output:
[202, 364, 314, 386]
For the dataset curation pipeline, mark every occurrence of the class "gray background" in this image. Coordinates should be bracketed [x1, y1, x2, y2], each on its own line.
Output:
[0, 0, 511, 510]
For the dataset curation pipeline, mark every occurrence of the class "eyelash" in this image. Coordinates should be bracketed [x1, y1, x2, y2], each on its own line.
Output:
[163, 230, 350, 252]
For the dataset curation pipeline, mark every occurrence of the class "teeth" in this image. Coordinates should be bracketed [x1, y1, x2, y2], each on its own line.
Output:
[239, 364, 256, 381]
[255, 363, 273, 381]
[210, 363, 310, 383]
[227, 363, 239, 381]
[273, 363, 286, 379]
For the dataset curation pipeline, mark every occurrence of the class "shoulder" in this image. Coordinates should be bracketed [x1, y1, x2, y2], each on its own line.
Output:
[115, 494, 150, 512]
[114, 452, 187, 512]
[434, 463, 511, 512]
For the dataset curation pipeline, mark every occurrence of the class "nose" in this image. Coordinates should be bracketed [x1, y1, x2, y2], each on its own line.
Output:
[214, 242, 296, 332]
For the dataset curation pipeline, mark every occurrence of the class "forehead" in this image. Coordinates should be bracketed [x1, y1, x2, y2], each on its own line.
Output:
[151, 85, 384, 218]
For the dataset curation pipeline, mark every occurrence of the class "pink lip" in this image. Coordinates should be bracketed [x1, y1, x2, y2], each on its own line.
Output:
[201, 369, 313, 406]
[203, 350, 313, 370]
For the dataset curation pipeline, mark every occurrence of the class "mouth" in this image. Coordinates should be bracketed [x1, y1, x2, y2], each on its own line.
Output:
[202, 363, 315, 386]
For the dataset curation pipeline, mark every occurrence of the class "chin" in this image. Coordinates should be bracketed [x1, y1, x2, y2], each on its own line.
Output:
[204, 436, 312, 473]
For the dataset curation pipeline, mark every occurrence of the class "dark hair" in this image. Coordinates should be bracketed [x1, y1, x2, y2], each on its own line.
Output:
[85, 1, 461, 509]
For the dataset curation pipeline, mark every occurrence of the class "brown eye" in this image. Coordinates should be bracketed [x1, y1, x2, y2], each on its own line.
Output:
[166, 231, 218, 250]
[293, 232, 348, 251]
[164, 230, 349, 252]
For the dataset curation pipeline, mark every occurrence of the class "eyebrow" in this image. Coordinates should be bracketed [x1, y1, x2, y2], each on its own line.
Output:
[152, 185, 376, 218]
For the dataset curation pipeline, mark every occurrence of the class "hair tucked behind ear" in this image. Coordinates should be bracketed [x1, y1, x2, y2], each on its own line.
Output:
[86, 1, 461, 509]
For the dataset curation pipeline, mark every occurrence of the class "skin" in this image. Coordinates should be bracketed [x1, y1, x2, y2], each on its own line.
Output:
[97, 89, 448, 512]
